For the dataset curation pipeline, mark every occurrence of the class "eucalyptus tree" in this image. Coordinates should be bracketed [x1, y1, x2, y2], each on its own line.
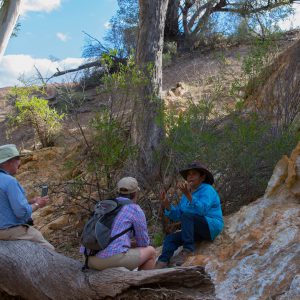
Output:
[0, 0, 21, 61]
[167, 0, 297, 49]
[133, 0, 169, 182]
[108, 0, 299, 52]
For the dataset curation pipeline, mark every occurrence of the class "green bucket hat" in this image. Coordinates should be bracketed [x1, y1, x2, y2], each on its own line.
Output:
[0, 144, 22, 164]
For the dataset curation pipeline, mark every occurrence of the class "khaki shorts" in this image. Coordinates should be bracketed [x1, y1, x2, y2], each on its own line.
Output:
[0, 225, 55, 251]
[87, 248, 141, 271]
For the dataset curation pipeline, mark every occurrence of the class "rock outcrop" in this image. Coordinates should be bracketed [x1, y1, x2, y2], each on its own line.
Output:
[185, 142, 300, 300]
[246, 37, 300, 130]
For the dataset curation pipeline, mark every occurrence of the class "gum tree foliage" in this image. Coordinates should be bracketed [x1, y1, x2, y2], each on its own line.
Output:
[105, 0, 298, 53]
[105, 0, 139, 57]
[82, 0, 139, 59]
[175, 0, 296, 49]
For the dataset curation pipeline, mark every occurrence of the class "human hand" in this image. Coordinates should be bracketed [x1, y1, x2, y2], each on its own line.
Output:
[177, 181, 192, 201]
[160, 191, 171, 210]
[34, 196, 50, 208]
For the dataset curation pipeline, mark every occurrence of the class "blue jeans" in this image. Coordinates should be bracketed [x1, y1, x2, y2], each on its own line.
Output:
[158, 213, 211, 263]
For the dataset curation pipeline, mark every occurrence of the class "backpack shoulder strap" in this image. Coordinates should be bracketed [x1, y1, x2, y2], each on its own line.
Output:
[109, 225, 134, 244]
[108, 198, 134, 243]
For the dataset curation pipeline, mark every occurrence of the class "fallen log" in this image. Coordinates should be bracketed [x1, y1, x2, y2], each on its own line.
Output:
[0, 240, 215, 300]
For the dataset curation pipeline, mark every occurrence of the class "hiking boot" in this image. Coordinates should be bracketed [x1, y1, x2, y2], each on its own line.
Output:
[171, 249, 194, 266]
[155, 260, 168, 269]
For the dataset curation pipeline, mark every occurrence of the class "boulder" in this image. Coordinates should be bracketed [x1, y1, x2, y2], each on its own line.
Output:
[185, 142, 300, 300]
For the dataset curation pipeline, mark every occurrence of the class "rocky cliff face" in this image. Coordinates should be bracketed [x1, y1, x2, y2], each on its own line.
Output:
[185, 142, 300, 300]
[246, 37, 300, 130]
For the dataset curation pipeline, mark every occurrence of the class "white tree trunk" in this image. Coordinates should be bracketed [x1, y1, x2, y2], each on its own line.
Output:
[0, 0, 21, 61]
[0, 240, 215, 299]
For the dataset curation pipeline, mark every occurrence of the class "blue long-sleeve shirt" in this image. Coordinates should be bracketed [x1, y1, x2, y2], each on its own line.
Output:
[165, 183, 224, 240]
[0, 169, 32, 229]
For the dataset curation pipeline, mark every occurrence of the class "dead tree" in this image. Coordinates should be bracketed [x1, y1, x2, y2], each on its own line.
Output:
[0, 240, 215, 300]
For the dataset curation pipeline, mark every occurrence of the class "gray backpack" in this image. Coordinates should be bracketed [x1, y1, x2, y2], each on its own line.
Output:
[81, 199, 133, 270]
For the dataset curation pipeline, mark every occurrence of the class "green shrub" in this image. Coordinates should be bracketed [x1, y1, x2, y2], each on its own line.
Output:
[152, 231, 164, 248]
[88, 110, 136, 186]
[164, 99, 299, 214]
[162, 52, 172, 67]
[61, 56, 150, 204]
[8, 86, 64, 147]
[163, 41, 177, 67]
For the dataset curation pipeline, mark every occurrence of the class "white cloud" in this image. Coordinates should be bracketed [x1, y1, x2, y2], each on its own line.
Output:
[56, 32, 69, 42]
[104, 22, 111, 29]
[0, 55, 84, 88]
[279, 4, 300, 30]
[21, 0, 62, 14]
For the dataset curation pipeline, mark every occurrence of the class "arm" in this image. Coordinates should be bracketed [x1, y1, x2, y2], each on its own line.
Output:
[160, 190, 182, 221]
[164, 203, 182, 221]
[181, 187, 215, 216]
[6, 179, 32, 220]
[7, 179, 50, 219]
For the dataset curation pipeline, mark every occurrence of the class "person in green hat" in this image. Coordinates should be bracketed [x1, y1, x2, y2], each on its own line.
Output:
[155, 162, 223, 268]
[0, 144, 54, 251]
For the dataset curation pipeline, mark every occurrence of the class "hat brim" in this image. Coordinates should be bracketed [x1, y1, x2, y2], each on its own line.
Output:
[118, 186, 140, 194]
[179, 167, 214, 185]
[0, 155, 24, 164]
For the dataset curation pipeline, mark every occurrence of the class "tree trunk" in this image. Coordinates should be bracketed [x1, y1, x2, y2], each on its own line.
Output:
[0, 240, 215, 300]
[134, 0, 169, 185]
[0, 0, 21, 61]
[164, 0, 180, 43]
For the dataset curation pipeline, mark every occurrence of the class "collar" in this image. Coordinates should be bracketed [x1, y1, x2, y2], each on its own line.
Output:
[0, 169, 9, 174]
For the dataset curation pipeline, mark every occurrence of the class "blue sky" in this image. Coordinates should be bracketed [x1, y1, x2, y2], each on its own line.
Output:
[0, 0, 118, 87]
[6, 0, 118, 59]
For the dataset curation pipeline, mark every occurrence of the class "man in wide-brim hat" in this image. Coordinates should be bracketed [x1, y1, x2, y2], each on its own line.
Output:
[156, 161, 224, 268]
[0, 144, 54, 251]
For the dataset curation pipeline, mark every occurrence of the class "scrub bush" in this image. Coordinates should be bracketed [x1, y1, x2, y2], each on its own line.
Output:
[164, 102, 299, 214]
[8, 86, 64, 147]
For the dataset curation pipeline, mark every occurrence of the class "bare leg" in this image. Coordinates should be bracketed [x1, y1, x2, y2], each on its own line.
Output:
[137, 246, 156, 270]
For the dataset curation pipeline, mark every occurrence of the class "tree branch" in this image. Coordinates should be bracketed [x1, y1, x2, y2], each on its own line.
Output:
[188, 0, 217, 29]
[213, 0, 294, 15]
[48, 61, 104, 79]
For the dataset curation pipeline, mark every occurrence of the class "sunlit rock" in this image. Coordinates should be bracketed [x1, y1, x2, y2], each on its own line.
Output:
[185, 142, 300, 300]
